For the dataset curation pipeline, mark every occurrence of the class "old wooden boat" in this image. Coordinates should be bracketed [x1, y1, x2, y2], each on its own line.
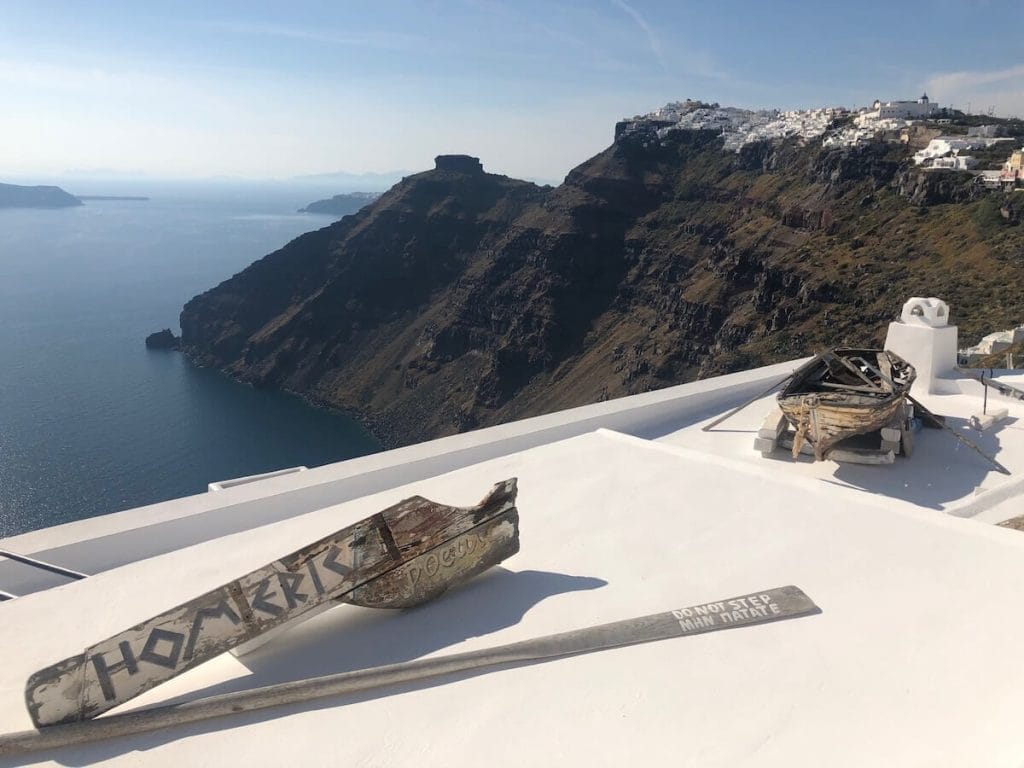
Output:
[777, 349, 916, 461]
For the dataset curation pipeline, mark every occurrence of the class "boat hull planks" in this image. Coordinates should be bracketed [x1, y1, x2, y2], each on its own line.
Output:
[777, 349, 916, 461]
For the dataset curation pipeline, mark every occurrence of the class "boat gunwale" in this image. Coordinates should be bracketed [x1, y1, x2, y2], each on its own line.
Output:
[778, 348, 915, 401]
[775, 347, 916, 460]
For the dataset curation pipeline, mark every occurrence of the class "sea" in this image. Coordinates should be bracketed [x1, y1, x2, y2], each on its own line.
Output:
[0, 183, 382, 538]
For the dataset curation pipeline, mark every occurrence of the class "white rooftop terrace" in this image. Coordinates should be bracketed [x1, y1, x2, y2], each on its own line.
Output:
[4, 296, 1024, 766]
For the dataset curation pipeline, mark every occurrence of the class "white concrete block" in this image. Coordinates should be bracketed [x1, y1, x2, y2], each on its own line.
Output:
[970, 408, 1009, 431]
[881, 439, 901, 455]
[757, 406, 787, 441]
[885, 318, 959, 395]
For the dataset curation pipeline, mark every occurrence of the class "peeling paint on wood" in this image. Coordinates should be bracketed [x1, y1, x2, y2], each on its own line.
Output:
[24, 479, 519, 728]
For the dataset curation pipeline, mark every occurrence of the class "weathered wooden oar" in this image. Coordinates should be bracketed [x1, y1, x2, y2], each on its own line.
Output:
[701, 367, 809, 432]
[956, 367, 1024, 404]
[906, 394, 1010, 475]
[0, 585, 818, 756]
[24, 479, 520, 728]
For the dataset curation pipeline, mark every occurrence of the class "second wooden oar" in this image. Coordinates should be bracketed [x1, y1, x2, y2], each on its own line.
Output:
[907, 394, 1010, 475]
[701, 370, 804, 432]
[956, 367, 1024, 404]
[0, 585, 819, 757]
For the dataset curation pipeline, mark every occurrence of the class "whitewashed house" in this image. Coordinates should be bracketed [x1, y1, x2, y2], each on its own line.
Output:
[913, 136, 985, 166]
[961, 324, 1024, 363]
[930, 155, 978, 170]
[876, 93, 940, 120]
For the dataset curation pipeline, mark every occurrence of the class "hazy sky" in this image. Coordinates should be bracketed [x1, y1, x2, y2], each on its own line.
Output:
[2, 0, 1022, 183]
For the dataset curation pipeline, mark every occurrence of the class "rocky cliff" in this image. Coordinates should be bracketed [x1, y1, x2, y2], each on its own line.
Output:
[181, 142, 1024, 447]
[0, 182, 82, 208]
[298, 191, 380, 217]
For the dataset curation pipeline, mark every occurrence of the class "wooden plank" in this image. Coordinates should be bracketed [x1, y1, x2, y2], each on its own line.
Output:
[877, 352, 894, 390]
[880, 439, 901, 455]
[25, 479, 519, 728]
[779, 435, 895, 464]
[851, 357, 893, 394]
[880, 427, 901, 443]
[830, 448, 895, 465]
[0, 586, 819, 756]
[347, 508, 519, 609]
[824, 352, 882, 390]
[901, 422, 915, 458]
[817, 382, 890, 395]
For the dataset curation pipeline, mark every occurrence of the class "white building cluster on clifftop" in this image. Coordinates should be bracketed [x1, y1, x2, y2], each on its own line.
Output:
[621, 94, 956, 152]
[629, 99, 849, 151]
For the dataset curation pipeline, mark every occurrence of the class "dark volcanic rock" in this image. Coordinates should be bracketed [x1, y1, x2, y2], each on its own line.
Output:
[179, 133, 1024, 449]
[808, 143, 903, 190]
[145, 329, 180, 350]
[894, 167, 982, 206]
[434, 155, 484, 174]
[0, 182, 82, 209]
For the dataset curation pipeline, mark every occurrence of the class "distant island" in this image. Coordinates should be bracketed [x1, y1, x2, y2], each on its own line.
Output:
[298, 191, 380, 217]
[76, 195, 150, 201]
[0, 182, 82, 209]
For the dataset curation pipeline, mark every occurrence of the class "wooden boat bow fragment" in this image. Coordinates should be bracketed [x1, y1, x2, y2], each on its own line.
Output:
[24, 479, 520, 728]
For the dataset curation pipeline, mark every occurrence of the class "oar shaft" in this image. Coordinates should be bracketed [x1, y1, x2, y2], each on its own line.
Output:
[701, 372, 797, 432]
[0, 586, 817, 756]
[907, 394, 1010, 475]
[956, 367, 1024, 403]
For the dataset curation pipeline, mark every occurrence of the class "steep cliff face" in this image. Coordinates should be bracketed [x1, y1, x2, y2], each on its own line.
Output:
[297, 192, 379, 216]
[181, 143, 1024, 447]
[0, 182, 82, 208]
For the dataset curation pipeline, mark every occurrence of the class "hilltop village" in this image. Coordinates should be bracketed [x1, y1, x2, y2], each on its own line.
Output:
[618, 96, 1024, 190]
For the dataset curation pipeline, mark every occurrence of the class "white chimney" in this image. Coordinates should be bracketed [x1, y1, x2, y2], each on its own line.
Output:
[884, 297, 959, 394]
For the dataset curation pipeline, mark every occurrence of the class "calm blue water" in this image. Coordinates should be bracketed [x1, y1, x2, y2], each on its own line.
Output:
[0, 191, 381, 538]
